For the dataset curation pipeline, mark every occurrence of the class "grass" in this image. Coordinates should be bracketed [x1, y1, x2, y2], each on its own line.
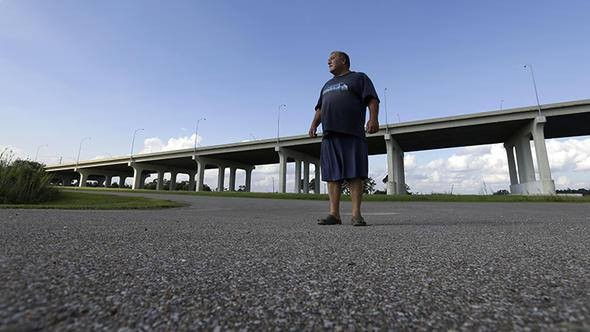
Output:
[63, 186, 590, 203]
[0, 191, 185, 210]
[0, 155, 59, 204]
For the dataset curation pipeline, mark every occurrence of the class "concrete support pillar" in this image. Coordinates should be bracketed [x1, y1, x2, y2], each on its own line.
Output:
[78, 170, 88, 187]
[196, 159, 205, 191]
[274, 147, 319, 194]
[132, 165, 144, 190]
[505, 116, 555, 195]
[245, 167, 253, 192]
[119, 176, 126, 187]
[385, 134, 406, 195]
[396, 151, 406, 194]
[140, 173, 149, 189]
[531, 117, 555, 194]
[169, 171, 178, 191]
[278, 150, 287, 193]
[62, 176, 72, 186]
[98, 178, 105, 187]
[504, 145, 518, 186]
[385, 137, 396, 195]
[229, 167, 237, 191]
[104, 175, 112, 188]
[188, 172, 196, 191]
[314, 163, 321, 194]
[217, 166, 225, 192]
[156, 171, 165, 190]
[303, 161, 310, 194]
[515, 135, 535, 184]
[531, 117, 552, 181]
[294, 159, 302, 193]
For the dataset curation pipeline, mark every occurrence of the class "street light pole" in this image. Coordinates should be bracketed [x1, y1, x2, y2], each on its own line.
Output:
[383, 88, 389, 134]
[76, 137, 91, 168]
[524, 64, 542, 116]
[35, 144, 48, 162]
[194, 118, 206, 152]
[277, 104, 286, 146]
[130, 128, 144, 160]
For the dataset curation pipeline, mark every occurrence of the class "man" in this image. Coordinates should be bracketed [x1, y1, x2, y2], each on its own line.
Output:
[308, 51, 380, 226]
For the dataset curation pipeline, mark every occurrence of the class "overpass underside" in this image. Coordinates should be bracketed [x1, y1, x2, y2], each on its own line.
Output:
[47, 100, 590, 195]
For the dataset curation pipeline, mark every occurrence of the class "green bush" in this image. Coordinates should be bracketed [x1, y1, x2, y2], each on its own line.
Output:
[0, 150, 60, 204]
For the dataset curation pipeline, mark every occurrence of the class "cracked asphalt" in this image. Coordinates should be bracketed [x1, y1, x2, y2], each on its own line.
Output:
[1, 193, 589, 331]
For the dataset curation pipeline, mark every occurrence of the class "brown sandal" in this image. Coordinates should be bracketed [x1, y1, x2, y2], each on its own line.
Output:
[351, 216, 367, 226]
[317, 215, 342, 225]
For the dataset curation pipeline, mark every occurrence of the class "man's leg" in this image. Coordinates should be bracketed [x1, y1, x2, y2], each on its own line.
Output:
[327, 181, 342, 219]
[349, 178, 363, 219]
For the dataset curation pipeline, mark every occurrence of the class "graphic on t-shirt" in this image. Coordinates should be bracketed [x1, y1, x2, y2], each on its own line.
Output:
[322, 82, 349, 95]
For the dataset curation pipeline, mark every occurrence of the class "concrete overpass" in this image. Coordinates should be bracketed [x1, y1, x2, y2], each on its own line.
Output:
[46, 99, 590, 195]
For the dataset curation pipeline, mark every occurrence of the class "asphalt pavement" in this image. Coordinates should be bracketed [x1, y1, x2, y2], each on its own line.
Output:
[1, 193, 589, 331]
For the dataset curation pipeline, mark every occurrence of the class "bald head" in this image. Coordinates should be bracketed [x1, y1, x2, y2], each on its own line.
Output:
[328, 51, 351, 75]
[331, 51, 350, 68]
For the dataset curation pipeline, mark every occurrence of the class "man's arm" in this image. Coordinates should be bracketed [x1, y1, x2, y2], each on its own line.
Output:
[308, 107, 321, 137]
[365, 98, 379, 134]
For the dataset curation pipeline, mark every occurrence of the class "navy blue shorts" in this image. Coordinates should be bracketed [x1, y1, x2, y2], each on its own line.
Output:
[321, 132, 368, 182]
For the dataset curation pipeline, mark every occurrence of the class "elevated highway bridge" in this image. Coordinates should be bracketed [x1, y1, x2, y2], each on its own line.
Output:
[46, 99, 590, 195]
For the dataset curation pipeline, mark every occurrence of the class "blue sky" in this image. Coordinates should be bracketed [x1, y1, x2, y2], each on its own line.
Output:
[1, 0, 589, 193]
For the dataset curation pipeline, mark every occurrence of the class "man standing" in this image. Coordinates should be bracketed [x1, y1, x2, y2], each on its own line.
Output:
[308, 51, 380, 226]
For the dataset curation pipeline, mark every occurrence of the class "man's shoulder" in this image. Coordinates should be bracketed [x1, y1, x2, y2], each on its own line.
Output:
[345, 71, 371, 82]
[351, 71, 370, 79]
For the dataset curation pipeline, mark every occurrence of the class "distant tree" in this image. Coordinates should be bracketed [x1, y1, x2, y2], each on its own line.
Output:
[493, 189, 510, 195]
[202, 184, 212, 192]
[176, 181, 189, 191]
[556, 188, 590, 196]
[144, 180, 157, 190]
[341, 177, 376, 195]
[238, 185, 246, 192]
[365, 178, 376, 194]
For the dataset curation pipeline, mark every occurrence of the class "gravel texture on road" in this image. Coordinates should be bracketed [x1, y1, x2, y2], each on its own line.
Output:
[1, 193, 589, 331]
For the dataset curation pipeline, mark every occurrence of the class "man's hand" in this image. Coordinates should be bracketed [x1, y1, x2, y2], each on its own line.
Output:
[309, 108, 321, 137]
[366, 98, 380, 134]
[308, 125, 318, 137]
[366, 118, 379, 134]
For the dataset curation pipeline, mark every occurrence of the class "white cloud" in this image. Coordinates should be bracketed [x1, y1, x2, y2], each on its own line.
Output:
[546, 138, 590, 172]
[92, 154, 114, 160]
[556, 176, 570, 186]
[576, 159, 590, 171]
[140, 134, 202, 154]
[404, 154, 417, 169]
[402, 138, 590, 194]
[406, 143, 511, 194]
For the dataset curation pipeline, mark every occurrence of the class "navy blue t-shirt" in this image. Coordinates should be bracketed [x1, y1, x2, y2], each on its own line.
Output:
[315, 71, 379, 138]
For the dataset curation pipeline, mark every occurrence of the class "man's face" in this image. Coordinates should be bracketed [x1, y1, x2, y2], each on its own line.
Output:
[328, 53, 347, 75]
